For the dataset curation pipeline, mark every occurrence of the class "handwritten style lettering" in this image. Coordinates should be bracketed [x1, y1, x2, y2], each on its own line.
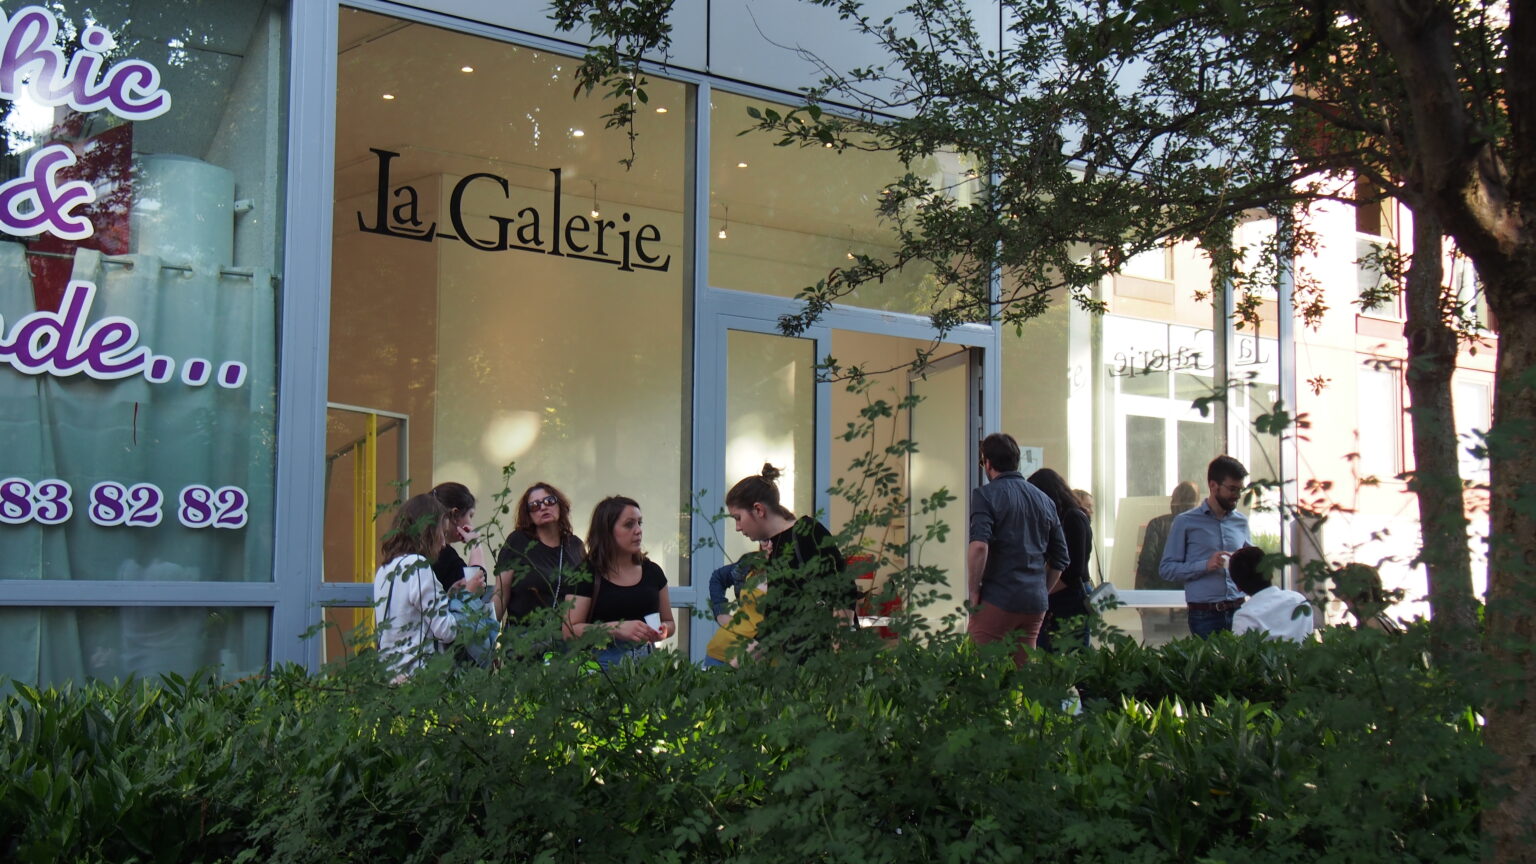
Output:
[0, 279, 247, 389]
[0, 6, 171, 120]
[0, 144, 95, 239]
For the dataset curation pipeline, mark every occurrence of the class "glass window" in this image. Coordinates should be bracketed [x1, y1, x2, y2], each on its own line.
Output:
[1120, 245, 1172, 281]
[0, 606, 269, 687]
[708, 90, 981, 316]
[1453, 377, 1491, 484]
[0, 2, 286, 584]
[328, 11, 689, 589]
[723, 330, 815, 561]
[1357, 362, 1402, 480]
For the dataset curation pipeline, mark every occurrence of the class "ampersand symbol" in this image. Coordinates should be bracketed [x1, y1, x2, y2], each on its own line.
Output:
[0, 144, 96, 241]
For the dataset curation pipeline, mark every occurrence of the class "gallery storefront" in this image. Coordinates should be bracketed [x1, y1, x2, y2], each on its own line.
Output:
[0, 0, 1295, 683]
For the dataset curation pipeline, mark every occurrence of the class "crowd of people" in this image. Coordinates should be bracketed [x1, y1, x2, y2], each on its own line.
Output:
[371, 465, 847, 676]
[374, 435, 1389, 676]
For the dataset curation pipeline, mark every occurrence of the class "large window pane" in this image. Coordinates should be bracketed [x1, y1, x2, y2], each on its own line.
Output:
[0, 1, 286, 583]
[329, 10, 688, 587]
[724, 331, 815, 561]
[708, 91, 979, 315]
[0, 606, 269, 687]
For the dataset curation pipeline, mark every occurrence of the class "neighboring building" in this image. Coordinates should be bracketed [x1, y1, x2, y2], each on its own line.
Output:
[0, 1, 1489, 683]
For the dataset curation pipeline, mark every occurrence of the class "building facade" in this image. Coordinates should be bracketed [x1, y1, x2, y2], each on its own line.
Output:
[0, 0, 1486, 683]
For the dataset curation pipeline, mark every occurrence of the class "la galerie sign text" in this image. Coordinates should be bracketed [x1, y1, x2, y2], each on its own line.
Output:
[358, 149, 671, 273]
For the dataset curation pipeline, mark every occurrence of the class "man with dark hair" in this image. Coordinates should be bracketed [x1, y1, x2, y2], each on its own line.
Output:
[967, 432, 1071, 666]
[1229, 546, 1315, 643]
[1159, 455, 1251, 638]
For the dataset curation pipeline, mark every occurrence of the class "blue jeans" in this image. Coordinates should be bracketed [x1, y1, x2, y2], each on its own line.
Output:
[702, 656, 729, 669]
[1187, 607, 1235, 639]
[593, 641, 652, 669]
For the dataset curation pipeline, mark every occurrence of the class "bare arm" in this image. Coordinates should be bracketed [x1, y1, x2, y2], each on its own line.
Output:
[967, 540, 989, 609]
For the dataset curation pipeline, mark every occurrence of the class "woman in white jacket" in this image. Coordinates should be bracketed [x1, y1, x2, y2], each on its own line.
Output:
[374, 493, 485, 677]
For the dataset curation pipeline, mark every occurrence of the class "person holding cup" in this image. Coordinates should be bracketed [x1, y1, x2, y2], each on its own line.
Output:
[429, 482, 487, 593]
[1157, 455, 1252, 638]
[565, 495, 673, 669]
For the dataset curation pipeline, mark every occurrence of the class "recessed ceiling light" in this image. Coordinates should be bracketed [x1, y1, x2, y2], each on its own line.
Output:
[655, 107, 668, 114]
[381, 93, 395, 100]
[460, 65, 474, 73]
[572, 129, 585, 138]
[737, 162, 748, 168]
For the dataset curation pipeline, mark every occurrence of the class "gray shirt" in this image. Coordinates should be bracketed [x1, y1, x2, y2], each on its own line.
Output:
[969, 471, 1071, 614]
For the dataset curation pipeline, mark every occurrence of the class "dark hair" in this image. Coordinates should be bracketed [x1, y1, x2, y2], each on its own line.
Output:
[1170, 481, 1200, 512]
[381, 493, 448, 563]
[430, 482, 475, 520]
[1228, 546, 1269, 595]
[980, 433, 1020, 473]
[585, 496, 644, 577]
[1208, 455, 1248, 486]
[515, 481, 575, 537]
[725, 463, 795, 520]
[1027, 468, 1081, 519]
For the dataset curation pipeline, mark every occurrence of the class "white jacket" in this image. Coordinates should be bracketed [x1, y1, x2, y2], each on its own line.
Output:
[1233, 587, 1316, 644]
[374, 554, 456, 674]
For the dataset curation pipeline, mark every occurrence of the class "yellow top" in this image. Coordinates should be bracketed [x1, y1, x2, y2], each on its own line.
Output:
[705, 578, 765, 663]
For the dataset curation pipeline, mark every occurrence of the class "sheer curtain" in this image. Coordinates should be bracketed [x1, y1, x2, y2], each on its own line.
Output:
[0, 244, 274, 684]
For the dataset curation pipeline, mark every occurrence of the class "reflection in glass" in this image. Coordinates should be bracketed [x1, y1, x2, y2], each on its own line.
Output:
[0, 606, 270, 687]
[724, 331, 815, 561]
[708, 90, 981, 316]
[0, 1, 286, 586]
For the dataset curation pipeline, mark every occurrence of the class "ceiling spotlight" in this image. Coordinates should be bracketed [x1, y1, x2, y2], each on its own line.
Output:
[656, 107, 669, 114]
[572, 128, 585, 138]
[590, 180, 601, 220]
[736, 161, 748, 168]
[381, 93, 395, 100]
[460, 65, 474, 73]
[717, 204, 729, 240]
[823, 142, 834, 148]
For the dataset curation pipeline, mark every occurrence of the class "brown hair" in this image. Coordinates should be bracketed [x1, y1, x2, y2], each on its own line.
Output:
[515, 481, 574, 537]
[381, 493, 448, 563]
[725, 463, 795, 520]
[980, 433, 1021, 472]
[584, 495, 644, 578]
[1170, 481, 1200, 512]
[430, 481, 475, 520]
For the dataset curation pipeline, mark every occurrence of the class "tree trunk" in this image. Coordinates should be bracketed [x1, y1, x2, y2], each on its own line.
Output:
[1400, 213, 1478, 659]
[1481, 266, 1536, 863]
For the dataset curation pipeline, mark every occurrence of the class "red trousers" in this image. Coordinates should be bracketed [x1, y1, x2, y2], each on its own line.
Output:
[968, 603, 1046, 668]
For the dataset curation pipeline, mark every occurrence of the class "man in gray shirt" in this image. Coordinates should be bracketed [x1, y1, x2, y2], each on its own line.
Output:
[967, 433, 1071, 667]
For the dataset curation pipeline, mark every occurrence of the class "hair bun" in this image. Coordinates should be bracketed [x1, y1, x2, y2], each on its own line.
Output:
[759, 463, 781, 483]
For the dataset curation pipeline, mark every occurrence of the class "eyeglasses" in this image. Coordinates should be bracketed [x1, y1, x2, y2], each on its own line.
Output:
[528, 495, 559, 511]
[1217, 483, 1244, 495]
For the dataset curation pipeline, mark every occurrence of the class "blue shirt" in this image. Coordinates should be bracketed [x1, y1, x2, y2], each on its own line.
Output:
[1157, 500, 1248, 603]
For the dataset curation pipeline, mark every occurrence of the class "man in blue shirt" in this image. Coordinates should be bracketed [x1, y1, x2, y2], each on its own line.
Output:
[1158, 455, 1251, 638]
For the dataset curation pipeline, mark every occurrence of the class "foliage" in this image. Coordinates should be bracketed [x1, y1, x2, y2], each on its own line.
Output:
[0, 623, 1484, 863]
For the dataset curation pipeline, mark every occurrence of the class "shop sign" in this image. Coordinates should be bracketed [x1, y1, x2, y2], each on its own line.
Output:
[1108, 324, 1271, 379]
[0, 5, 172, 241]
[357, 148, 672, 273]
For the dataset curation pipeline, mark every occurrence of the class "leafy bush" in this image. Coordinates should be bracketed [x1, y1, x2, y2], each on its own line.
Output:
[0, 624, 1483, 863]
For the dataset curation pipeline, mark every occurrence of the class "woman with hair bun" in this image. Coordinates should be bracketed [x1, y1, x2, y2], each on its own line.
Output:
[722, 463, 851, 663]
[429, 482, 487, 594]
[565, 496, 674, 669]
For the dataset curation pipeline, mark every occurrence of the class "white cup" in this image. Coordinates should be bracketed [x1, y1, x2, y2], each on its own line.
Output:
[644, 612, 662, 634]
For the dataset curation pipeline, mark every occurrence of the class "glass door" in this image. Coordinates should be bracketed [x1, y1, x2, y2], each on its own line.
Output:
[908, 350, 981, 630]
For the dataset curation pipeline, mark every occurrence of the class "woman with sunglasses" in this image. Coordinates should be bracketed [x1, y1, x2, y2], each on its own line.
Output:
[494, 482, 586, 641]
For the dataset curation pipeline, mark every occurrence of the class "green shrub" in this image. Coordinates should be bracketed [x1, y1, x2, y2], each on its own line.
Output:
[0, 626, 1483, 863]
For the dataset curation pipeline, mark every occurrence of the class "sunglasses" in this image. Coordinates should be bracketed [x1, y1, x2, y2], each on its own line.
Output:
[528, 495, 560, 511]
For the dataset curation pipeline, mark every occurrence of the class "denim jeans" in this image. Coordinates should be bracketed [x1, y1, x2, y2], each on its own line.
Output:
[1187, 606, 1236, 639]
[593, 641, 652, 669]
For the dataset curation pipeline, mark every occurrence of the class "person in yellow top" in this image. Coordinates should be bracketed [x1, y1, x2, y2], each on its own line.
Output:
[704, 541, 768, 668]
